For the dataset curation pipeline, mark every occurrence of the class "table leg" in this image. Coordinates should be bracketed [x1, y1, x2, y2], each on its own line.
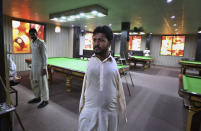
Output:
[186, 108, 195, 131]
[148, 61, 151, 68]
[66, 75, 72, 92]
[48, 68, 52, 81]
[181, 67, 186, 74]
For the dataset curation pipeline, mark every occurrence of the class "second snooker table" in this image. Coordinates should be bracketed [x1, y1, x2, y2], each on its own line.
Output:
[179, 60, 201, 75]
[178, 74, 201, 131]
[128, 55, 153, 70]
[25, 57, 129, 92]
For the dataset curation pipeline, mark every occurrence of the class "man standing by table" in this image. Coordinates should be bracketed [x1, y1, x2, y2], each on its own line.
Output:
[28, 28, 49, 108]
[78, 25, 127, 131]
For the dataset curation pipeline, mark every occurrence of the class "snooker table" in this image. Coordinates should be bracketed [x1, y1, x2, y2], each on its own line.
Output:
[114, 54, 120, 62]
[179, 60, 201, 75]
[178, 74, 201, 131]
[128, 55, 153, 70]
[25, 57, 129, 92]
[114, 54, 120, 57]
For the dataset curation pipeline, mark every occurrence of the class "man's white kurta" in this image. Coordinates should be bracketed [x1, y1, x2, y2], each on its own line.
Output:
[31, 39, 47, 80]
[79, 54, 127, 131]
[30, 38, 49, 101]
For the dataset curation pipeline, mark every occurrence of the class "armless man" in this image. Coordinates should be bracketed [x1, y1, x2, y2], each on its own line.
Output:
[28, 28, 49, 108]
[78, 25, 127, 131]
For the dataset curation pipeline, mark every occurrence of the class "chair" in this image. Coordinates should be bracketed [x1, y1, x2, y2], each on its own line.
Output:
[9, 81, 19, 107]
[119, 53, 135, 96]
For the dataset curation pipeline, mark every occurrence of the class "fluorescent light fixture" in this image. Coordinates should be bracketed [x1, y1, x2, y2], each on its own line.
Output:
[49, 4, 108, 22]
[198, 31, 201, 33]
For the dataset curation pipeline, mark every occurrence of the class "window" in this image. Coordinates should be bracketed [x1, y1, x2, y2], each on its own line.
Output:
[128, 36, 141, 51]
[12, 20, 45, 54]
[160, 36, 185, 56]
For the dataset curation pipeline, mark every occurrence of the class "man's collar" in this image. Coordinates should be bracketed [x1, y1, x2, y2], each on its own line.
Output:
[32, 38, 39, 43]
[92, 53, 112, 62]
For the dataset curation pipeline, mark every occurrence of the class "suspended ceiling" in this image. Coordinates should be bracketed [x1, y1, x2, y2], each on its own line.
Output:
[3, 0, 201, 34]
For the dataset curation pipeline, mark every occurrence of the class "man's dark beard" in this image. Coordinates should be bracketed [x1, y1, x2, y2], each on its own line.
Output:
[93, 47, 108, 56]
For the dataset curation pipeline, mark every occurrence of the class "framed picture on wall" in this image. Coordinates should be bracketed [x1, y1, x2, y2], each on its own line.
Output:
[12, 20, 45, 54]
[84, 33, 93, 50]
[128, 36, 142, 50]
[160, 36, 173, 55]
[172, 36, 185, 56]
[160, 35, 185, 56]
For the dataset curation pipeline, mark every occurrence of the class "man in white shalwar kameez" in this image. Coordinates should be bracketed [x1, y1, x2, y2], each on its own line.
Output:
[78, 26, 127, 131]
[28, 28, 49, 108]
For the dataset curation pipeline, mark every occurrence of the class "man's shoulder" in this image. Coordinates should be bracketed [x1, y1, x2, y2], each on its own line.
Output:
[37, 39, 46, 46]
[36, 39, 45, 44]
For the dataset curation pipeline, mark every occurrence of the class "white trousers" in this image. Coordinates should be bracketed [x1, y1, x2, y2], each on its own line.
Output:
[78, 108, 118, 131]
[31, 75, 49, 101]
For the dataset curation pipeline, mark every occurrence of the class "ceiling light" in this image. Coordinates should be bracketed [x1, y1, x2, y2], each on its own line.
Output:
[75, 15, 81, 19]
[50, 18, 58, 21]
[166, 0, 173, 3]
[197, 27, 201, 33]
[114, 32, 121, 35]
[55, 26, 61, 33]
[49, 4, 108, 22]
[61, 16, 66, 19]
[173, 24, 177, 26]
[86, 15, 94, 19]
[97, 12, 106, 17]
[80, 13, 85, 17]
[170, 16, 175, 19]
[91, 10, 98, 15]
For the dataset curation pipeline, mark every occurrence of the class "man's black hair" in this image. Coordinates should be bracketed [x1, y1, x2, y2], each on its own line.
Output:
[29, 28, 37, 34]
[93, 25, 113, 42]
